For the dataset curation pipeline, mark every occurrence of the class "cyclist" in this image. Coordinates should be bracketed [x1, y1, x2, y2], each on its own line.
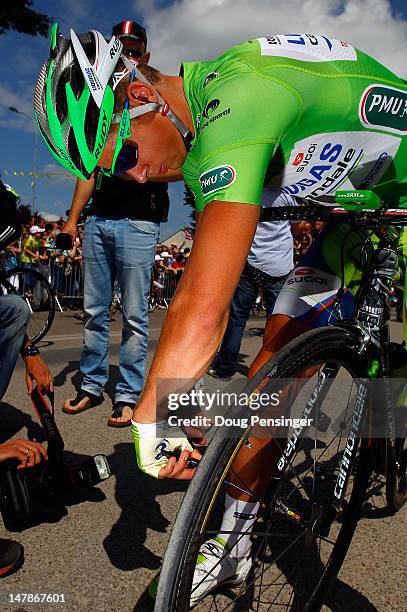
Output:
[34, 28, 407, 602]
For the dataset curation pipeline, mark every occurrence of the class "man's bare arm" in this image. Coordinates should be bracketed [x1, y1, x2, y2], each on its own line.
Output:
[62, 175, 95, 235]
[133, 200, 259, 423]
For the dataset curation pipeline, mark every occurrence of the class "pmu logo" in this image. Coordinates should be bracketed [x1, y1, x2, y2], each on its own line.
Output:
[200, 165, 236, 196]
[359, 84, 407, 135]
[203, 99, 220, 118]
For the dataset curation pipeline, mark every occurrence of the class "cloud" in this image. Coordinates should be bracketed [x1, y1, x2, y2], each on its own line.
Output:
[0, 83, 35, 132]
[142, 0, 407, 76]
[42, 163, 75, 186]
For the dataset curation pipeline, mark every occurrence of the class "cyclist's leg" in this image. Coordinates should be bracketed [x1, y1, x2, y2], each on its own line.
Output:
[204, 222, 367, 575]
[183, 223, 372, 603]
[231, 221, 365, 500]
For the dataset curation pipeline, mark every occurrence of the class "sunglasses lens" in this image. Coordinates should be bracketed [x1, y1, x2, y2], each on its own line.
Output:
[126, 49, 143, 59]
[114, 144, 138, 175]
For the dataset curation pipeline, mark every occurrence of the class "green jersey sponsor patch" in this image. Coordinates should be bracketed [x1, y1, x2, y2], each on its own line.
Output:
[359, 84, 407, 135]
[200, 165, 236, 196]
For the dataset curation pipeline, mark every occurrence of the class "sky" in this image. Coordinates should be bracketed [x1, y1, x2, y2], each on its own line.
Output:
[0, 0, 407, 237]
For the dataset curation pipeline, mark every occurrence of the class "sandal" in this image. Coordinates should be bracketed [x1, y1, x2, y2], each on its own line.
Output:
[62, 390, 103, 414]
[107, 401, 135, 428]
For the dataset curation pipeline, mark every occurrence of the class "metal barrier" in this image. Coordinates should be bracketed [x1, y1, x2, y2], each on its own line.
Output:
[151, 268, 181, 307]
[47, 258, 181, 308]
[49, 258, 83, 301]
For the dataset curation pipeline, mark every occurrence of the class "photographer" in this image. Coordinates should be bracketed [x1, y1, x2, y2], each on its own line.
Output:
[0, 181, 53, 576]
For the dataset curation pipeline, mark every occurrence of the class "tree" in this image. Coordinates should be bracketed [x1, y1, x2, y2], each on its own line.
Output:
[0, 0, 50, 38]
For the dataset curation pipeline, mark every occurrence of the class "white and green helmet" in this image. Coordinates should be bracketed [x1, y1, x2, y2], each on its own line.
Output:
[34, 23, 193, 180]
[34, 23, 123, 180]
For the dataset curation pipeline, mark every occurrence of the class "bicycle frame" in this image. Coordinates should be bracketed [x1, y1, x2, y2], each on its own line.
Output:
[271, 209, 407, 536]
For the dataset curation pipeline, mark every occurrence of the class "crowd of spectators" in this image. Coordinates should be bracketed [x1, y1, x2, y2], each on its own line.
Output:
[1, 212, 323, 308]
[0, 213, 83, 307]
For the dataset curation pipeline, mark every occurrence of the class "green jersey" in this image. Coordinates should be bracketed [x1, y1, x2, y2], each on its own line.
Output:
[181, 34, 407, 212]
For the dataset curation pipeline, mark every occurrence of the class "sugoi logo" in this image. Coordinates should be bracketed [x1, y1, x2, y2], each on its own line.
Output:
[94, 109, 109, 158]
[295, 267, 314, 275]
[203, 72, 219, 88]
[359, 84, 407, 135]
[288, 268, 328, 286]
[203, 99, 220, 118]
[295, 143, 317, 173]
[200, 165, 236, 196]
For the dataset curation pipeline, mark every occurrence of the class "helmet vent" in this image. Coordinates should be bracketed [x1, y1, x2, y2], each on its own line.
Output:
[33, 61, 53, 146]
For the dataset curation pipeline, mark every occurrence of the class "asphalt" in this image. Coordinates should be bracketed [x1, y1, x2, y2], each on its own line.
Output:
[0, 310, 405, 612]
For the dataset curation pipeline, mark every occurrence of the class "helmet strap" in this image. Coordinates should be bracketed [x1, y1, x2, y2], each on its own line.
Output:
[113, 54, 193, 152]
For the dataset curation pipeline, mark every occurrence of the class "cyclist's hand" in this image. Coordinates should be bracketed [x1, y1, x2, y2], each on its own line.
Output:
[24, 355, 54, 394]
[158, 447, 202, 480]
[131, 420, 198, 479]
[0, 439, 48, 469]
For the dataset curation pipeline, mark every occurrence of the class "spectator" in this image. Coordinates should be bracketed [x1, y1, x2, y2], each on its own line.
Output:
[61, 20, 169, 427]
[21, 226, 43, 270]
[20, 226, 44, 295]
[160, 251, 174, 267]
[208, 190, 300, 380]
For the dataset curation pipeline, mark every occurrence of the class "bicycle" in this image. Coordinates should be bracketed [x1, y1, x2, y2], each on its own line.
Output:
[154, 190, 407, 611]
[0, 262, 58, 344]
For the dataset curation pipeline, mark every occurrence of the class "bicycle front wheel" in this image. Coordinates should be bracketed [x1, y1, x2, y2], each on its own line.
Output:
[155, 326, 373, 612]
[3, 267, 56, 343]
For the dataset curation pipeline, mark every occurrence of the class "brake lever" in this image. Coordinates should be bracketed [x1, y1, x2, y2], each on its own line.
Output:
[161, 447, 202, 469]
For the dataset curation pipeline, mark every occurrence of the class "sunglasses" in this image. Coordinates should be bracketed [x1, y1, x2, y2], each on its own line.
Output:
[125, 49, 144, 60]
[102, 68, 139, 176]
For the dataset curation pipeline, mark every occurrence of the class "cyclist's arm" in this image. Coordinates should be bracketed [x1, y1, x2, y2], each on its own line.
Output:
[63, 175, 95, 233]
[133, 199, 259, 425]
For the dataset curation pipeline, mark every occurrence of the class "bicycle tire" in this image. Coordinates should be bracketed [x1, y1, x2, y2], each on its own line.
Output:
[385, 437, 407, 514]
[3, 267, 56, 343]
[155, 326, 373, 612]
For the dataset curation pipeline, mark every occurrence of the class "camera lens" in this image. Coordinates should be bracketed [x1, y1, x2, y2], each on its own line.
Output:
[93, 455, 111, 481]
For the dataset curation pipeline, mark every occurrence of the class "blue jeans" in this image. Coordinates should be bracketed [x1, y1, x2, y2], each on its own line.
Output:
[80, 217, 159, 404]
[21, 261, 38, 293]
[212, 273, 288, 378]
[0, 295, 30, 400]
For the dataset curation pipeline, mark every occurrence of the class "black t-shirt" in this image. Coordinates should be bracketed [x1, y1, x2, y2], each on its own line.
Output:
[90, 172, 169, 223]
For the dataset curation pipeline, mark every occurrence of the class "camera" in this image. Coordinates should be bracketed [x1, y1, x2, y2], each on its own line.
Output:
[0, 387, 111, 529]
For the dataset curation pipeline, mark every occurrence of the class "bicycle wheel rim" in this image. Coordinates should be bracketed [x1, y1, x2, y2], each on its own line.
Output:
[155, 327, 373, 612]
[4, 267, 55, 343]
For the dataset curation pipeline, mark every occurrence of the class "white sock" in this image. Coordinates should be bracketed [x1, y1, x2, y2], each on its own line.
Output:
[217, 493, 259, 559]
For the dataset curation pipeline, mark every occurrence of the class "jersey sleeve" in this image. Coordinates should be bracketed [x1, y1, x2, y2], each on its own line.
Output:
[194, 73, 302, 212]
